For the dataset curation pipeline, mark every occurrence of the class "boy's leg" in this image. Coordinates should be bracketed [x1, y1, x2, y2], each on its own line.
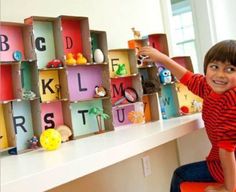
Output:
[170, 161, 216, 192]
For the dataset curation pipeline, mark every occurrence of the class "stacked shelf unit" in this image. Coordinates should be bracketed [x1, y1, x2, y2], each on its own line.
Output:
[128, 34, 202, 120]
[108, 49, 144, 127]
[0, 16, 113, 154]
[0, 15, 202, 155]
[0, 22, 41, 153]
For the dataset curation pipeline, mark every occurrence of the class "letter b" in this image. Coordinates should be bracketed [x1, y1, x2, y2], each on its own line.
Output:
[0, 35, 10, 51]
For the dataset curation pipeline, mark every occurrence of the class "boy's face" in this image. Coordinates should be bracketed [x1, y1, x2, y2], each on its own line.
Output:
[206, 61, 236, 94]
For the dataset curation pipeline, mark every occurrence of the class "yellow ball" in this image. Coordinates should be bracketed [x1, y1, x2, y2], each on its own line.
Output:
[40, 129, 62, 151]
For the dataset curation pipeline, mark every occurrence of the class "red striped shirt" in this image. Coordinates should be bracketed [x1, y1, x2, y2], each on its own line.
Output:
[180, 71, 236, 182]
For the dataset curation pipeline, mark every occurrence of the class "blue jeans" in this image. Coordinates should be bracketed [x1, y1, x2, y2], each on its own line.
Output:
[170, 161, 216, 192]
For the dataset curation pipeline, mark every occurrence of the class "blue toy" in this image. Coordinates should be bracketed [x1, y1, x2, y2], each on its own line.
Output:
[159, 69, 172, 84]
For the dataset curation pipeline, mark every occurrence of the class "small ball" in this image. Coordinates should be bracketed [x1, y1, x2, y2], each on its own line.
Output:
[40, 129, 62, 151]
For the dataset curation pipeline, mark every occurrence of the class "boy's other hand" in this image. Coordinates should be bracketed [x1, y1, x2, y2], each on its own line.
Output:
[205, 185, 229, 192]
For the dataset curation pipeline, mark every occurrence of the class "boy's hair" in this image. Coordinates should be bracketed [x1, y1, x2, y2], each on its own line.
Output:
[204, 40, 236, 74]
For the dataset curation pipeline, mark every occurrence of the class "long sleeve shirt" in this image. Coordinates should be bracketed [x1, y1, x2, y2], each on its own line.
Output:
[180, 71, 236, 182]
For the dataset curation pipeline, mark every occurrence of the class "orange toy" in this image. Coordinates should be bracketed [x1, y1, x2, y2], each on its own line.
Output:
[65, 53, 76, 65]
[180, 182, 223, 192]
[76, 53, 87, 64]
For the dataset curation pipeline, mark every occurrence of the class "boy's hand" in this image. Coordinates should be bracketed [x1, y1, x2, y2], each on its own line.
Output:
[138, 46, 169, 64]
[205, 185, 229, 192]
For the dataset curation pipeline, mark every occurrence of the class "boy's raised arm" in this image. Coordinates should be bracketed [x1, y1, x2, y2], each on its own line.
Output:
[139, 46, 188, 80]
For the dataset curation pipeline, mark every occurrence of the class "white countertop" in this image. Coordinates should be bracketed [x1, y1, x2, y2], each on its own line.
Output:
[1, 113, 204, 192]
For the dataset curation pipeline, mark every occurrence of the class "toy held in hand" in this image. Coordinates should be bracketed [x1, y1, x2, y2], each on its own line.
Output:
[138, 55, 149, 65]
[40, 129, 62, 151]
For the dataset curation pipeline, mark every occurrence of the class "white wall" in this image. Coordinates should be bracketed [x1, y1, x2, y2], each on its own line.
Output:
[1, 0, 164, 49]
[177, 129, 211, 165]
[48, 141, 179, 192]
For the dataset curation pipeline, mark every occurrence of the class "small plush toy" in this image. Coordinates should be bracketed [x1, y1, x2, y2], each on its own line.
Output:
[55, 125, 72, 142]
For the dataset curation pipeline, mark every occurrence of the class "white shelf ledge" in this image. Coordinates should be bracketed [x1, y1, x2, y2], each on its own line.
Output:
[1, 113, 204, 192]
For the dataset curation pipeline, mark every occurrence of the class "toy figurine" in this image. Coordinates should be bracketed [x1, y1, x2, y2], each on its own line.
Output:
[159, 68, 172, 84]
[47, 59, 63, 68]
[22, 89, 36, 100]
[192, 99, 202, 112]
[65, 53, 76, 65]
[28, 136, 39, 149]
[88, 107, 110, 134]
[131, 27, 141, 39]
[76, 53, 87, 64]
[94, 85, 106, 97]
[115, 64, 127, 76]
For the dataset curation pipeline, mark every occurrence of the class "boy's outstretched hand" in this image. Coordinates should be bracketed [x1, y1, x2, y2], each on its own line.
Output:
[138, 46, 188, 80]
[138, 46, 169, 64]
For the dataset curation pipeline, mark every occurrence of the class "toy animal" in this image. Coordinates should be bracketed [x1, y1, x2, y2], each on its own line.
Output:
[94, 85, 106, 97]
[192, 100, 202, 112]
[76, 53, 87, 64]
[115, 64, 127, 76]
[131, 27, 141, 39]
[65, 53, 76, 65]
[159, 69, 172, 84]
